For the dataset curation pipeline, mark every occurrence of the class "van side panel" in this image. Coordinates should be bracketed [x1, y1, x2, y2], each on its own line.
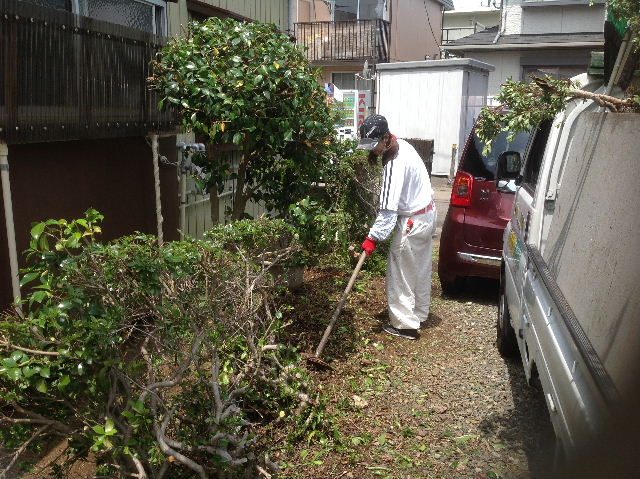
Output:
[542, 113, 640, 400]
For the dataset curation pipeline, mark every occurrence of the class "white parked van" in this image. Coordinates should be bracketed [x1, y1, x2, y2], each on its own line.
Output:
[495, 72, 640, 470]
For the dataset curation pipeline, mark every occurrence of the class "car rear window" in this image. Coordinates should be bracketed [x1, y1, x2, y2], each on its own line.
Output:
[461, 129, 531, 180]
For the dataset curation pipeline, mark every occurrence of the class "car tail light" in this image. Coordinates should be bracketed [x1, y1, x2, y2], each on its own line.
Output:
[451, 171, 473, 207]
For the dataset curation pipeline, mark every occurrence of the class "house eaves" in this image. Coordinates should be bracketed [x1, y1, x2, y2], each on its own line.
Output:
[435, 0, 455, 11]
[443, 29, 604, 52]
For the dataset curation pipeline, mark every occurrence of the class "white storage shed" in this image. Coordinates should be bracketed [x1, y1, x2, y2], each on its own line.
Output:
[376, 58, 494, 176]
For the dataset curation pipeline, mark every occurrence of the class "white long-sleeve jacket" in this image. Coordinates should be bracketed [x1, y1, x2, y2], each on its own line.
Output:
[368, 139, 434, 242]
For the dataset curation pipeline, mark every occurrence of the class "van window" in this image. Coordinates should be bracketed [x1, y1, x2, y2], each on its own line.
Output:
[461, 129, 531, 181]
[522, 119, 552, 193]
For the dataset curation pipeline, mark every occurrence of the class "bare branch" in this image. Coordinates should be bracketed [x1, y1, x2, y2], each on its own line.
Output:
[0, 338, 60, 356]
[0, 425, 50, 479]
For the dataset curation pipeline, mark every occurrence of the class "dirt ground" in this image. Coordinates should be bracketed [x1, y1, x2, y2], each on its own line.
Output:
[273, 177, 555, 479]
[275, 255, 555, 479]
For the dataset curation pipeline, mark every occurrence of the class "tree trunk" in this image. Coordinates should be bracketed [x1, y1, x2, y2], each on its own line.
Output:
[232, 153, 249, 221]
[208, 184, 220, 225]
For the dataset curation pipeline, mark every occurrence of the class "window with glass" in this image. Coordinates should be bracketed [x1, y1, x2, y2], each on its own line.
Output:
[19, 0, 167, 34]
[464, 128, 532, 181]
[522, 119, 552, 192]
[332, 72, 357, 90]
[332, 0, 388, 21]
[522, 65, 586, 81]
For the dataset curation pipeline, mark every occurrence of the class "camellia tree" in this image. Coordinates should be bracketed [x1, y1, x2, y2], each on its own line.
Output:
[149, 18, 338, 221]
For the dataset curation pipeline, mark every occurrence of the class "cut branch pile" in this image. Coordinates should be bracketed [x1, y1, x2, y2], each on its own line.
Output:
[1, 216, 319, 479]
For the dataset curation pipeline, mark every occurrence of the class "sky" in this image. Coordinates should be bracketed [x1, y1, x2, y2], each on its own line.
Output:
[452, 0, 501, 10]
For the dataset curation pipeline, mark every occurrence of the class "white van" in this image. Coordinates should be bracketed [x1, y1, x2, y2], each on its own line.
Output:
[495, 71, 640, 470]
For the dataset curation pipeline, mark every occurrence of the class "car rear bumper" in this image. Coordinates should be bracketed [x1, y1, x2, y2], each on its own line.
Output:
[438, 206, 503, 282]
[457, 252, 501, 267]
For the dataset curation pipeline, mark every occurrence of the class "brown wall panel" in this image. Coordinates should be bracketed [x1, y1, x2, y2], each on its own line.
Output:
[0, 135, 179, 310]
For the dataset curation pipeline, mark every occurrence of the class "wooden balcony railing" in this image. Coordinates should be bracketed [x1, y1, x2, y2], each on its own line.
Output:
[0, 0, 177, 144]
[294, 19, 390, 63]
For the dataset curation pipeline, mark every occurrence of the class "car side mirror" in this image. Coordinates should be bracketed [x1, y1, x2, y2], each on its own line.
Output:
[497, 151, 521, 178]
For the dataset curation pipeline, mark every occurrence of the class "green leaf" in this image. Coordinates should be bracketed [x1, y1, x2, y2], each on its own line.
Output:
[104, 418, 116, 435]
[92, 425, 105, 435]
[36, 379, 48, 393]
[58, 375, 71, 389]
[30, 222, 46, 240]
[6, 367, 21, 380]
[20, 271, 40, 287]
[29, 290, 50, 306]
[11, 350, 25, 361]
[39, 366, 51, 378]
[454, 434, 479, 444]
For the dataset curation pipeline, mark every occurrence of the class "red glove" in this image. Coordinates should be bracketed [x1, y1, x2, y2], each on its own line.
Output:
[362, 237, 377, 257]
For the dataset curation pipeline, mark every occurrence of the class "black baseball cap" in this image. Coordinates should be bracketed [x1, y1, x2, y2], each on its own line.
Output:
[357, 114, 390, 150]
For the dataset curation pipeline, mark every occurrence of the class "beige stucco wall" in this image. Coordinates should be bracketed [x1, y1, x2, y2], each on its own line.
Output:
[521, 5, 605, 34]
[293, 0, 331, 22]
[167, 0, 290, 35]
[390, 0, 443, 61]
[466, 51, 521, 98]
[502, 0, 604, 35]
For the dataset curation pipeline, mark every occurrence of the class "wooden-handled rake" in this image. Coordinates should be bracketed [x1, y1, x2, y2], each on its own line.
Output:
[305, 250, 368, 369]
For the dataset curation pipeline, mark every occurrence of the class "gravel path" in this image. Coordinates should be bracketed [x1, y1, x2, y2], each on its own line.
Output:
[277, 265, 554, 479]
[276, 178, 555, 478]
[277, 264, 555, 479]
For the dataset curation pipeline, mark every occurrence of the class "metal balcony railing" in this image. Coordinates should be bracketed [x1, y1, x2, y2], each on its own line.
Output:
[294, 19, 391, 63]
[0, 0, 177, 144]
[442, 22, 487, 44]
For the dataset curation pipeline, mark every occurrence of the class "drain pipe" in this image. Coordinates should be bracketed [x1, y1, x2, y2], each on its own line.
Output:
[0, 141, 21, 304]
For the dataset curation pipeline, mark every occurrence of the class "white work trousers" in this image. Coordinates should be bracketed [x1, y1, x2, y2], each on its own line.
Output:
[386, 208, 437, 330]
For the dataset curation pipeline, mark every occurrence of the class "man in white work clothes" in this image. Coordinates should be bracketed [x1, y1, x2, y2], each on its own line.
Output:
[357, 114, 436, 340]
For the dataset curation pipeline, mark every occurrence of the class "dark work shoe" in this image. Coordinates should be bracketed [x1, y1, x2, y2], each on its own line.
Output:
[383, 324, 419, 340]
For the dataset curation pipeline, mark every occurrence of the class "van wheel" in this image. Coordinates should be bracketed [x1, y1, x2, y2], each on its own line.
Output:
[497, 283, 518, 357]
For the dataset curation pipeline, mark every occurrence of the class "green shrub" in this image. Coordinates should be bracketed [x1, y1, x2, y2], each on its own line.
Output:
[0, 211, 325, 478]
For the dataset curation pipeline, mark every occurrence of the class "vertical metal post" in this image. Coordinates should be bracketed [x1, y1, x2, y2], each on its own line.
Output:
[151, 134, 164, 245]
[448, 143, 458, 184]
[179, 149, 187, 241]
[0, 142, 21, 304]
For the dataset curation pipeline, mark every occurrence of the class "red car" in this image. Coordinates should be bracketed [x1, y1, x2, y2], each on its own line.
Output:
[438, 125, 531, 293]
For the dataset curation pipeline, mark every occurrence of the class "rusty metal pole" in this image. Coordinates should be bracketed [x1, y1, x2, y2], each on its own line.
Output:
[0, 142, 21, 304]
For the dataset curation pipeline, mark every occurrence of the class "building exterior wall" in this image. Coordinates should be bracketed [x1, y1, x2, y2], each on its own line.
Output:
[521, 5, 605, 34]
[168, 0, 290, 35]
[468, 51, 521, 97]
[390, 0, 443, 61]
[502, 0, 605, 35]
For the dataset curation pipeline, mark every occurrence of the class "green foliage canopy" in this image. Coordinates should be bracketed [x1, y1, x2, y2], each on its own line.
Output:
[149, 18, 338, 218]
[475, 76, 576, 154]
